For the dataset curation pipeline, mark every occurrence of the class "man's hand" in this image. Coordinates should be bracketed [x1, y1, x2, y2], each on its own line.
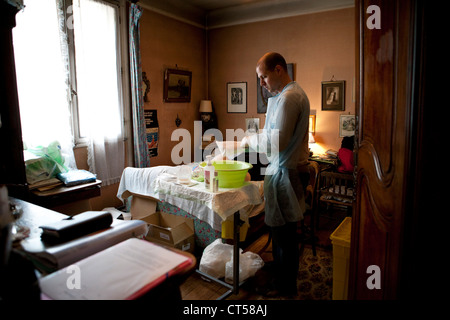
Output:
[240, 136, 249, 148]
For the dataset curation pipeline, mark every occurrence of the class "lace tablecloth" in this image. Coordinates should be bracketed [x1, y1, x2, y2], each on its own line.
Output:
[117, 166, 263, 231]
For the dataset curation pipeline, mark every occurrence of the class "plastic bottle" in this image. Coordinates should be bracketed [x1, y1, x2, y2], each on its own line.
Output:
[204, 155, 215, 191]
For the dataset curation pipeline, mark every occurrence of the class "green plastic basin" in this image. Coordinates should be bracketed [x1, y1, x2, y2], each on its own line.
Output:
[200, 160, 252, 188]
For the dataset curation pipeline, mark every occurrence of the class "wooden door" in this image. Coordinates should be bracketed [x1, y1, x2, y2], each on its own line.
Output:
[0, 2, 27, 197]
[349, 0, 429, 299]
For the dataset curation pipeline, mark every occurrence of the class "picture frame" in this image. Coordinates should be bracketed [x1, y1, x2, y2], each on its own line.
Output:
[257, 63, 294, 114]
[322, 80, 345, 111]
[227, 82, 247, 113]
[163, 68, 192, 102]
[339, 114, 356, 137]
[245, 118, 260, 133]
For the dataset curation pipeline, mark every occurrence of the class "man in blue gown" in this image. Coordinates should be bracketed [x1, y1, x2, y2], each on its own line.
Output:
[241, 52, 310, 296]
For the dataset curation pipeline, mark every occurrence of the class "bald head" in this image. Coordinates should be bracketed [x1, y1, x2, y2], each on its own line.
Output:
[256, 52, 292, 94]
[257, 52, 288, 72]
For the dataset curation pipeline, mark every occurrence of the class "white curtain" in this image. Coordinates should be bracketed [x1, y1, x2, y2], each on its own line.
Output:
[14, 0, 125, 186]
[72, 0, 125, 186]
[13, 0, 77, 170]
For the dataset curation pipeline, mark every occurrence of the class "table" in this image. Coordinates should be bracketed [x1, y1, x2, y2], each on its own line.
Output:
[117, 166, 263, 299]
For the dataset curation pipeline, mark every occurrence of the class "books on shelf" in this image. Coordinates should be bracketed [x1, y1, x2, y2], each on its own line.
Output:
[39, 238, 193, 300]
[21, 218, 147, 274]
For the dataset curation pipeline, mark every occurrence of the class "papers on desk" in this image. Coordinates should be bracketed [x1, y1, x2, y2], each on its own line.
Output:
[39, 238, 191, 300]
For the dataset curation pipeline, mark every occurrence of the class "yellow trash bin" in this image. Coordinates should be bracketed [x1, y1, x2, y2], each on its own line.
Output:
[221, 219, 248, 242]
[330, 217, 352, 300]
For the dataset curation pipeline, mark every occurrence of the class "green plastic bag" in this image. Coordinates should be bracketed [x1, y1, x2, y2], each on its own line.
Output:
[24, 141, 69, 185]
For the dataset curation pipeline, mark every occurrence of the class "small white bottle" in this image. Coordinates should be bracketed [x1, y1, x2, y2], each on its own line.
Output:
[212, 171, 219, 192]
[204, 155, 215, 191]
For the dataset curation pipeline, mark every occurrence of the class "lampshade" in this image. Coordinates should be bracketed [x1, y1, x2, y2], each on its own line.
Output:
[308, 132, 316, 144]
[199, 100, 212, 113]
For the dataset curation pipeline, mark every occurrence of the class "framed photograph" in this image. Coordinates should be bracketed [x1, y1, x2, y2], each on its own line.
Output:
[339, 114, 356, 137]
[257, 63, 293, 113]
[227, 82, 247, 113]
[163, 68, 192, 102]
[322, 80, 345, 111]
[245, 118, 260, 133]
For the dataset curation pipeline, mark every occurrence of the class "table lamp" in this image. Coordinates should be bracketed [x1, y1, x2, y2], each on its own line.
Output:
[199, 100, 213, 123]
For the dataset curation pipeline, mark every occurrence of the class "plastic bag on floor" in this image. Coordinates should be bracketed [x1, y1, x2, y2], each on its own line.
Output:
[225, 251, 265, 284]
[199, 238, 264, 283]
[199, 239, 238, 279]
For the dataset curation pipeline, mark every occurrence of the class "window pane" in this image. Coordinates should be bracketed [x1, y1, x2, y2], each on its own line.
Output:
[13, 0, 76, 168]
[73, 0, 122, 140]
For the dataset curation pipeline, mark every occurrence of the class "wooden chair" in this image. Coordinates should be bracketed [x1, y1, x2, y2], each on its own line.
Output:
[316, 171, 354, 223]
[299, 161, 320, 256]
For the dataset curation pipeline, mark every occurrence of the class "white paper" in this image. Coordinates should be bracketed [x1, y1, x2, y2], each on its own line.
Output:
[39, 238, 189, 300]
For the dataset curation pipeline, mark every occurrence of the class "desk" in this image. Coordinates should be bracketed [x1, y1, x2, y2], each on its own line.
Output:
[10, 197, 147, 274]
[5, 198, 194, 300]
[28, 180, 102, 214]
[309, 157, 336, 172]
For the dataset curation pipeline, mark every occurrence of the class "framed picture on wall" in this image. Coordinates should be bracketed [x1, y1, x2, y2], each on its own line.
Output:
[322, 80, 345, 111]
[227, 82, 247, 113]
[339, 114, 356, 137]
[257, 63, 294, 113]
[163, 68, 192, 102]
[245, 117, 260, 133]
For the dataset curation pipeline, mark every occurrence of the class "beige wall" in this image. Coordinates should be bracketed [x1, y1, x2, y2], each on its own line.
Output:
[79, 6, 355, 212]
[140, 10, 207, 166]
[208, 7, 355, 153]
[139, 7, 355, 166]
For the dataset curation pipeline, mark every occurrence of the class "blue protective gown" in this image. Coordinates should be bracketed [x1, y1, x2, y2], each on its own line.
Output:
[247, 81, 310, 227]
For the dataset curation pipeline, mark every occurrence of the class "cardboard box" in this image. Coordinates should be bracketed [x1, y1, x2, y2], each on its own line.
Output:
[122, 191, 195, 253]
[141, 212, 195, 253]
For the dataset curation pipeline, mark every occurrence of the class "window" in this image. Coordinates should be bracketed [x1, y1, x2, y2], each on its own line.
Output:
[13, 0, 128, 185]
[71, 0, 123, 141]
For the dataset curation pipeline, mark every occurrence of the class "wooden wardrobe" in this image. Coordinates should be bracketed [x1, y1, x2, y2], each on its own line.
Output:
[350, 0, 436, 299]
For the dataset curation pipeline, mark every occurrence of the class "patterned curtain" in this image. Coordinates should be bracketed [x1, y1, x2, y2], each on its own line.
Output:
[129, 4, 150, 168]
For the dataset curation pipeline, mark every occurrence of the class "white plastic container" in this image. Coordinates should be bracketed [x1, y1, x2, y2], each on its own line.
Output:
[204, 155, 215, 191]
[177, 165, 191, 184]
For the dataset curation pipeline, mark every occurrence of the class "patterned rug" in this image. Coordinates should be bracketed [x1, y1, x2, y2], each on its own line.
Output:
[297, 248, 333, 300]
[227, 246, 333, 301]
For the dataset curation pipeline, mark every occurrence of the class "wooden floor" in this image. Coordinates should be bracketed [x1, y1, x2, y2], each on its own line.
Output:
[179, 208, 346, 300]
